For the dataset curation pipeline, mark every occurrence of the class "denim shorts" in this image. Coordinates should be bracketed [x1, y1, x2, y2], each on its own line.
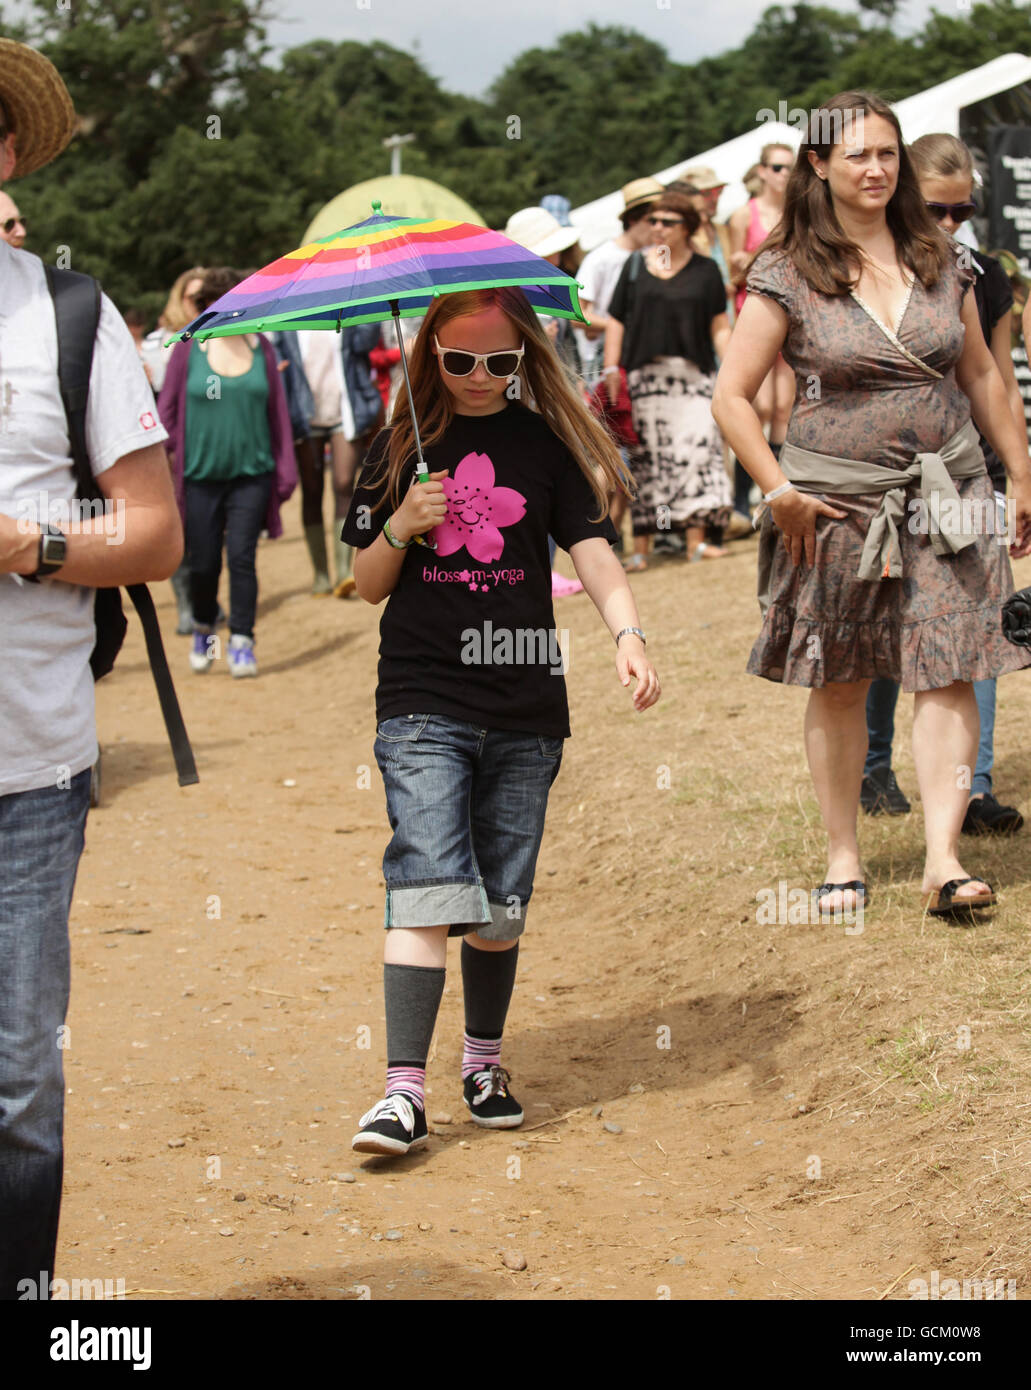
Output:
[373, 714, 563, 940]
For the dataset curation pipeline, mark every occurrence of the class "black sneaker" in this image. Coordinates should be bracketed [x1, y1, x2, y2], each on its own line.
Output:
[351, 1094, 428, 1156]
[962, 792, 1024, 836]
[860, 765, 911, 816]
[463, 1065, 524, 1129]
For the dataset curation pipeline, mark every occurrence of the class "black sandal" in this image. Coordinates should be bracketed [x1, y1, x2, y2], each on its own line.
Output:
[813, 881, 867, 917]
[924, 878, 995, 917]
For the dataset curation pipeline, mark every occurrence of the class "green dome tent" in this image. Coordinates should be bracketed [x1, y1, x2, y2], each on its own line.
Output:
[302, 175, 484, 244]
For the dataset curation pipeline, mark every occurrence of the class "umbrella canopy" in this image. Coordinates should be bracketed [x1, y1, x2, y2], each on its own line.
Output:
[174, 204, 587, 342]
[302, 175, 483, 244]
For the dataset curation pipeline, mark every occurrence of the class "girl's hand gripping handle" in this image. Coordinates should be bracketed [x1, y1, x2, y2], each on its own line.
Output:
[390, 469, 450, 544]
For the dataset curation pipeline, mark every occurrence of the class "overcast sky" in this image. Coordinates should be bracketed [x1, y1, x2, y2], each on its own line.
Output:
[4, 0, 943, 95]
[259, 0, 940, 95]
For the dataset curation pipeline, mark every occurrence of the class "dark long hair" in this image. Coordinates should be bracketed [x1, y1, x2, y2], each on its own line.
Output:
[750, 91, 948, 295]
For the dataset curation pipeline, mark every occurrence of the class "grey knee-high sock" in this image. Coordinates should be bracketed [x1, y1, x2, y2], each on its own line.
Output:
[384, 962, 446, 1074]
[461, 939, 519, 1036]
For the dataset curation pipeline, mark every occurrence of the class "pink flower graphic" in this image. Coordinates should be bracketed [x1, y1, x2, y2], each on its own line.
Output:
[434, 452, 526, 563]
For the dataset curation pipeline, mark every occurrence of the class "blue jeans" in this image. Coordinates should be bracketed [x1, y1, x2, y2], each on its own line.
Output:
[0, 770, 90, 1300]
[185, 472, 274, 638]
[865, 677, 994, 793]
[972, 679, 995, 796]
[374, 714, 563, 940]
[864, 678, 900, 776]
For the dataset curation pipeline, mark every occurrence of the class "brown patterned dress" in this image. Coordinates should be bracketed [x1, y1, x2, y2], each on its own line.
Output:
[744, 246, 1031, 690]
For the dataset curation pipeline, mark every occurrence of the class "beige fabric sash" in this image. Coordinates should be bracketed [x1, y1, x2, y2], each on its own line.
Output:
[769, 418, 986, 583]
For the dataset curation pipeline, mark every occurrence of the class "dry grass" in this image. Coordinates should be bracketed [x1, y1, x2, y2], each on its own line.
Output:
[548, 535, 1031, 1291]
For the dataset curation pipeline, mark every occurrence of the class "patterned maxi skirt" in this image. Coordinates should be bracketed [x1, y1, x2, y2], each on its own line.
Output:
[626, 357, 731, 536]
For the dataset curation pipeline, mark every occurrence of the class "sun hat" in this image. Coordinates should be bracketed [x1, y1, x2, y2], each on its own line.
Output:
[676, 166, 725, 192]
[0, 39, 77, 179]
[504, 206, 580, 258]
[620, 177, 665, 216]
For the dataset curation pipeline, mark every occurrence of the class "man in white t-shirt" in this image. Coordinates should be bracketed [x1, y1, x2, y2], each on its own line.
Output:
[0, 41, 182, 1301]
[575, 177, 664, 377]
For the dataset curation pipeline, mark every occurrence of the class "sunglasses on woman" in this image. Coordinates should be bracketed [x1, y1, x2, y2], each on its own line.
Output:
[433, 335, 525, 378]
[2, 215, 26, 233]
[647, 216, 684, 228]
[765, 163, 790, 174]
[925, 200, 976, 224]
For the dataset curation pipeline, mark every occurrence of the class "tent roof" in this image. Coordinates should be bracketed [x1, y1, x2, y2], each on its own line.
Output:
[569, 52, 1031, 247]
[302, 175, 483, 244]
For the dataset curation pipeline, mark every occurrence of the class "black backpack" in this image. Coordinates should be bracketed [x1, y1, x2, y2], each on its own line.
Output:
[44, 265, 198, 788]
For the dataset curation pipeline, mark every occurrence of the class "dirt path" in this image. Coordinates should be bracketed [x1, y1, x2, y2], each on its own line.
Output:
[61, 517, 1031, 1300]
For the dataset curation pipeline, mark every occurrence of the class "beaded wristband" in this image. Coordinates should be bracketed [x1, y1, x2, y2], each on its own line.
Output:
[383, 518, 411, 550]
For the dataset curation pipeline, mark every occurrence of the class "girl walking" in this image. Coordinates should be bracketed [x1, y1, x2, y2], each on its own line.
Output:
[342, 287, 660, 1156]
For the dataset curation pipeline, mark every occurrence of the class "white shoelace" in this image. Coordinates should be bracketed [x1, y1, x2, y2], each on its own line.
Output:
[358, 1094, 415, 1134]
[470, 1066, 509, 1106]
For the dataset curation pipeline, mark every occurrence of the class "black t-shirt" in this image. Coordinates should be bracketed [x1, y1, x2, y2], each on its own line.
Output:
[341, 401, 618, 738]
[608, 250, 727, 375]
[972, 250, 1015, 492]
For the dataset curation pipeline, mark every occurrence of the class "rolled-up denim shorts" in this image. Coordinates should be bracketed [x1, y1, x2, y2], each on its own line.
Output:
[373, 713, 563, 941]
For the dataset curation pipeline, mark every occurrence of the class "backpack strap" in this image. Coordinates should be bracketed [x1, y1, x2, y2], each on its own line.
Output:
[126, 583, 199, 786]
[44, 265, 99, 498]
[45, 265, 199, 788]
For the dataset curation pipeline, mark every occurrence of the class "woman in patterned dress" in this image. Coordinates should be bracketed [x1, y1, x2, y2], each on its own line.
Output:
[605, 192, 733, 568]
[712, 92, 1031, 919]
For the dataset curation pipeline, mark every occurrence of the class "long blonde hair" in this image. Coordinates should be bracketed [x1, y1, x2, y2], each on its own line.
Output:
[161, 267, 206, 332]
[369, 287, 632, 517]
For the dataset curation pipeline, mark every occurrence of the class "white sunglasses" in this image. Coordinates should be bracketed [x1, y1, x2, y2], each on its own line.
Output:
[433, 334, 525, 378]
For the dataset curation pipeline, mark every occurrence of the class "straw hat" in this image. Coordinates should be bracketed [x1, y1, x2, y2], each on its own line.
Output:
[504, 206, 580, 259]
[676, 166, 725, 192]
[0, 40, 77, 179]
[620, 178, 664, 215]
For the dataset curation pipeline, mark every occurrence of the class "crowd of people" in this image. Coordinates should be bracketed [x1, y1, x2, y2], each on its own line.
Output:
[3, 28, 1031, 1287]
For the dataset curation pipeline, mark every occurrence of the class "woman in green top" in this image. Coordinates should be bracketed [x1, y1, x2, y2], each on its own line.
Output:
[159, 266, 297, 678]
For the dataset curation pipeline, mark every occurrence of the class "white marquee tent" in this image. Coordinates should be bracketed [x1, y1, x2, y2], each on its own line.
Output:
[569, 52, 1031, 250]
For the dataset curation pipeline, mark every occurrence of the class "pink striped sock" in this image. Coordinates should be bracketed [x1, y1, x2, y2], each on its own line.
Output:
[462, 1031, 502, 1079]
[385, 1064, 426, 1110]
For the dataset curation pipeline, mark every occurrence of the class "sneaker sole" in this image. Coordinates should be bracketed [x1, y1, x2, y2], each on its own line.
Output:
[229, 667, 257, 679]
[351, 1131, 430, 1156]
[189, 657, 212, 673]
[465, 1106, 524, 1130]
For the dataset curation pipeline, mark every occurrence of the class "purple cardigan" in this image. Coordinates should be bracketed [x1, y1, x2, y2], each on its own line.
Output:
[158, 335, 297, 539]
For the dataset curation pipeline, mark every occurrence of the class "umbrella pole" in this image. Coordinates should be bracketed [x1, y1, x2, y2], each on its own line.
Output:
[390, 301, 429, 483]
[389, 300, 436, 551]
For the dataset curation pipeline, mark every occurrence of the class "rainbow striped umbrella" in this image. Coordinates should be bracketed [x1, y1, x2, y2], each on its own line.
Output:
[172, 203, 586, 497]
[175, 203, 587, 338]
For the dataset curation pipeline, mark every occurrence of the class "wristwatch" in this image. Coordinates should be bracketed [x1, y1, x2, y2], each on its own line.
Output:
[32, 524, 68, 579]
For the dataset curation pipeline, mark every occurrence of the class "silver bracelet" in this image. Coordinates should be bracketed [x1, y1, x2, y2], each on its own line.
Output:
[615, 626, 646, 646]
[763, 481, 795, 503]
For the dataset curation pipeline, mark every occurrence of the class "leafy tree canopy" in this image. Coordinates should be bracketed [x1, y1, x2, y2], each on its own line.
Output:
[9, 0, 1028, 315]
